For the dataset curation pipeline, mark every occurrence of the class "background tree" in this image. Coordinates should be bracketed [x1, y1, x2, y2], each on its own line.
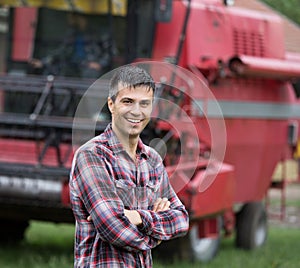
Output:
[261, 0, 300, 25]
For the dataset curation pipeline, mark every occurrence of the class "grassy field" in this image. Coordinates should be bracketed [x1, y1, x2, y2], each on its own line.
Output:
[0, 221, 299, 268]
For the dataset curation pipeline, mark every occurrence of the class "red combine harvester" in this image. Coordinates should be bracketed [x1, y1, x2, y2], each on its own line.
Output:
[0, 0, 299, 262]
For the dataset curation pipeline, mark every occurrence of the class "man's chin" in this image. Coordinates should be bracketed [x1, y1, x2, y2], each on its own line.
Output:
[128, 126, 145, 136]
[128, 130, 141, 138]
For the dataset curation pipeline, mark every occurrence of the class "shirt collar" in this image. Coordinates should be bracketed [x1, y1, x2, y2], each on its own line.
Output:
[105, 123, 148, 159]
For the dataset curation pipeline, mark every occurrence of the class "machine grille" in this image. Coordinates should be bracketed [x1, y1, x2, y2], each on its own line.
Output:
[233, 29, 265, 57]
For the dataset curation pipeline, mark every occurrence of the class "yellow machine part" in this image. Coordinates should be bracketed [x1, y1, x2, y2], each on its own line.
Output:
[294, 139, 300, 159]
[0, 0, 127, 16]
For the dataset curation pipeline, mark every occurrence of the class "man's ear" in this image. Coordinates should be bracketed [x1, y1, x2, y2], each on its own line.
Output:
[107, 97, 114, 114]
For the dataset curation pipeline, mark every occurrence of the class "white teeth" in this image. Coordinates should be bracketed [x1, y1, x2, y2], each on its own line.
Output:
[127, 119, 141, 123]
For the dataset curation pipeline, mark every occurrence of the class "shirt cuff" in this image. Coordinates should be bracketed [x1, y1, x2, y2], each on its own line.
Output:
[137, 210, 153, 235]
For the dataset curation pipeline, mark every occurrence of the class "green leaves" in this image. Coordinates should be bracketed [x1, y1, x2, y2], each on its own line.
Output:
[261, 0, 300, 25]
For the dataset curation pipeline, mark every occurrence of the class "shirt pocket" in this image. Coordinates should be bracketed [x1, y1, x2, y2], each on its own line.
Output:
[115, 179, 136, 209]
[135, 179, 160, 210]
[115, 179, 161, 210]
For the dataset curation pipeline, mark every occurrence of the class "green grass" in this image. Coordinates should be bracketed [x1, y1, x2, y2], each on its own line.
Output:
[269, 200, 300, 210]
[0, 221, 299, 268]
[0, 222, 74, 268]
[192, 228, 300, 268]
[286, 199, 300, 207]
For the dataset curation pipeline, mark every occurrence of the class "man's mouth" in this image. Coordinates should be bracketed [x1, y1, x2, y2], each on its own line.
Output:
[127, 118, 143, 124]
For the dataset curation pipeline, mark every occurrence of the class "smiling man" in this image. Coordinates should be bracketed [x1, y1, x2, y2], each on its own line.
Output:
[69, 65, 189, 268]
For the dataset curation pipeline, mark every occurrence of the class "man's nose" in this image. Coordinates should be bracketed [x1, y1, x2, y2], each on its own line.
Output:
[131, 103, 141, 114]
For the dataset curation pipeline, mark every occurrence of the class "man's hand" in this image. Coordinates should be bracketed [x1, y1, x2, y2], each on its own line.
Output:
[152, 197, 170, 212]
[124, 209, 142, 226]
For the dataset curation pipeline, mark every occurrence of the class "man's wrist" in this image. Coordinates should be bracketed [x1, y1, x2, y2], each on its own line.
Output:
[124, 209, 142, 226]
[133, 210, 143, 226]
[136, 210, 153, 235]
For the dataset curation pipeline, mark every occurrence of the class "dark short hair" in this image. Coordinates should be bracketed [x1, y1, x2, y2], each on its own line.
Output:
[109, 65, 155, 101]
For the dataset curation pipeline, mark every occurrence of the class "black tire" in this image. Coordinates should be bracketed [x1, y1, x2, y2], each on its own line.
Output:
[189, 220, 221, 262]
[0, 219, 29, 244]
[153, 220, 221, 263]
[235, 202, 267, 249]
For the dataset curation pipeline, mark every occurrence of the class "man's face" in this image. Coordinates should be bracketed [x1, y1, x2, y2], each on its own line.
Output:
[108, 85, 153, 140]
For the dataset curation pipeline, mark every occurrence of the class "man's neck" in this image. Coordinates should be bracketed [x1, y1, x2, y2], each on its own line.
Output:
[112, 126, 139, 160]
[126, 138, 139, 160]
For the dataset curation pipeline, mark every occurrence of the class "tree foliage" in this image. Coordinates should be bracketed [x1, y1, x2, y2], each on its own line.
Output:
[260, 0, 300, 25]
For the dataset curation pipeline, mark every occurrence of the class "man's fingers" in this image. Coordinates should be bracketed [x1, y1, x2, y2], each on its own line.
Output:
[153, 198, 162, 212]
[164, 201, 170, 210]
[87, 215, 92, 221]
[159, 198, 170, 211]
[153, 197, 170, 212]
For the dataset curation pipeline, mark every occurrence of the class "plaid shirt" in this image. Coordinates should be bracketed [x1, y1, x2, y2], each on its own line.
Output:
[69, 124, 189, 268]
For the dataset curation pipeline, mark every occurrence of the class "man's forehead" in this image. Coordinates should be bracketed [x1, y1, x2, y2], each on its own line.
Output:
[116, 85, 154, 97]
[117, 81, 153, 90]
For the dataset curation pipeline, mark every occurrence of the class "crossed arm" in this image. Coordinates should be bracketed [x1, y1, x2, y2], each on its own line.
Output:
[70, 150, 189, 252]
[86, 198, 170, 227]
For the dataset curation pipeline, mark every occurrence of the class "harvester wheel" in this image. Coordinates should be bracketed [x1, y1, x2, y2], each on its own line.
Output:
[0, 219, 29, 244]
[235, 202, 267, 249]
[189, 221, 221, 262]
[153, 220, 221, 263]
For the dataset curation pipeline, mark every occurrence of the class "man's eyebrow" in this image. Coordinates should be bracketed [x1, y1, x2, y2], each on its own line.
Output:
[119, 97, 152, 102]
[140, 99, 152, 103]
[120, 97, 133, 101]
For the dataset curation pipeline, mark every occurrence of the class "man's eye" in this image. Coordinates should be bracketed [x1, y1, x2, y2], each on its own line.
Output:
[140, 101, 150, 107]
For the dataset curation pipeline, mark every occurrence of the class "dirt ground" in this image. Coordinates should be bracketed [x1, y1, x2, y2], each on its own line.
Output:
[267, 182, 300, 228]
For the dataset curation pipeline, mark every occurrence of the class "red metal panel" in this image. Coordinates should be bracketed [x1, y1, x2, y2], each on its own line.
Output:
[61, 181, 71, 206]
[185, 3, 285, 69]
[224, 119, 292, 203]
[186, 2, 231, 68]
[11, 7, 37, 61]
[228, 7, 285, 58]
[197, 218, 219, 238]
[0, 138, 73, 167]
[181, 163, 235, 219]
[152, 1, 186, 62]
[191, 75, 299, 204]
